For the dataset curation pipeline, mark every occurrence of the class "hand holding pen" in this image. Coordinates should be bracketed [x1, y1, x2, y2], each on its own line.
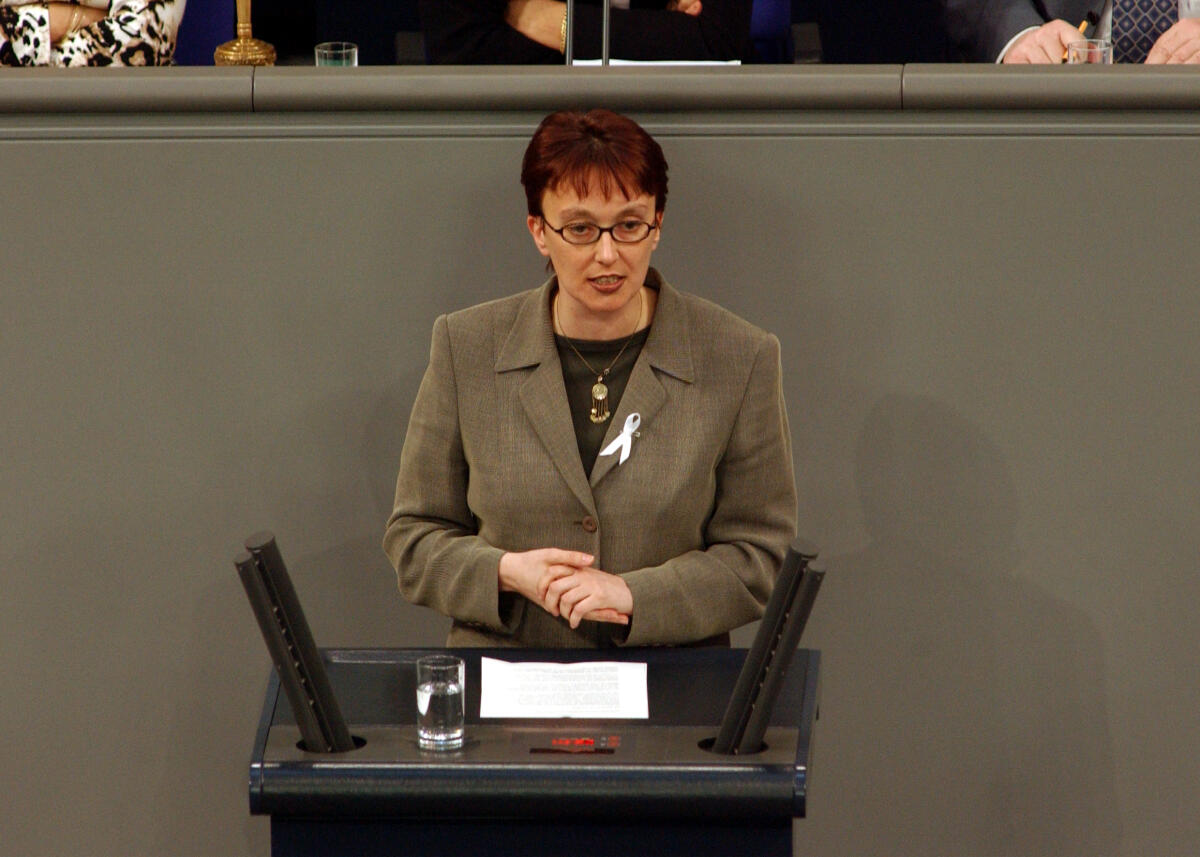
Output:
[1002, 12, 1096, 64]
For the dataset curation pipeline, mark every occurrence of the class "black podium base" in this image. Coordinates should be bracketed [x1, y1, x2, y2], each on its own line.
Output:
[272, 816, 792, 857]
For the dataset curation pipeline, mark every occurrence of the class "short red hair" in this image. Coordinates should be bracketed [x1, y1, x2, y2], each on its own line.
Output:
[521, 109, 669, 218]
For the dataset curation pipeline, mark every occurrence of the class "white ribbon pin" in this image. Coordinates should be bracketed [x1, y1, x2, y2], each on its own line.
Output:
[598, 413, 641, 465]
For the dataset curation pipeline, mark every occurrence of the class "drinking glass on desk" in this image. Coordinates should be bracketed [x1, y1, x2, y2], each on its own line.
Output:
[416, 655, 464, 750]
[1067, 39, 1113, 64]
[315, 41, 358, 66]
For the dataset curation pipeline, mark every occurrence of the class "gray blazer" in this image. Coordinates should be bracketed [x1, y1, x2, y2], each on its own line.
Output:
[383, 271, 797, 648]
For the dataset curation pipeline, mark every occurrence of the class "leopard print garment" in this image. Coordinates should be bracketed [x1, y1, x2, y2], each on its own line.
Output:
[0, 0, 184, 65]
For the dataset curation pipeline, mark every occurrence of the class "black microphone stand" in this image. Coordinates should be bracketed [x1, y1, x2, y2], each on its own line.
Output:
[563, 0, 612, 66]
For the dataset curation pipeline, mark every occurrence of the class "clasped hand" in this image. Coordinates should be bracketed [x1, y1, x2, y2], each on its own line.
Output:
[499, 548, 633, 629]
[503, 0, 702, 53]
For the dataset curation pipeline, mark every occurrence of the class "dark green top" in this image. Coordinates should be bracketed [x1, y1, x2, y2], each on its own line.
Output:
[555, 326, 651, 477]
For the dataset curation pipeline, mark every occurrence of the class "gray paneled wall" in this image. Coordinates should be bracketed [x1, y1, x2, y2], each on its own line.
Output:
[2, 69, 1198, 857]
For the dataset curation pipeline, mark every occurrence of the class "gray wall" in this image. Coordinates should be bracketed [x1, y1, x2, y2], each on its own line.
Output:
[2, 67, 1198, 856]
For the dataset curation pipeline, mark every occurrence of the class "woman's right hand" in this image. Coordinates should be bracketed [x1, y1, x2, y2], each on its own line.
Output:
[499, 548, 629, 625]
[499, 547, 594, 606]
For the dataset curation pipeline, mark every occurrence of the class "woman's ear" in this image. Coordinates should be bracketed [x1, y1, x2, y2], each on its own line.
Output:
[651, 210, 664, 250]
[527, 215, 551, 258]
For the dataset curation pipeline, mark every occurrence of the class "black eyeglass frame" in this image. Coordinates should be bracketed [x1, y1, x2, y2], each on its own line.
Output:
[541, 218, 660, 246]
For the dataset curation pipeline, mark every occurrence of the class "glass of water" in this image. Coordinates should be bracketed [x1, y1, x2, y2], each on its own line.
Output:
[416, 655, 464, 750]
[1066, 39, 1113, 64]
[314, 41, 358, 66]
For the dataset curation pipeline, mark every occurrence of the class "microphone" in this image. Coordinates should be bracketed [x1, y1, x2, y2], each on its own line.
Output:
[235, 531, 355, 753]
[712, 539, 825, 755]
[565, 0, 575, 64]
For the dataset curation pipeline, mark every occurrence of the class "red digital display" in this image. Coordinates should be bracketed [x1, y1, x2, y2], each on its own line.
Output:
[528, 734, 622, 755]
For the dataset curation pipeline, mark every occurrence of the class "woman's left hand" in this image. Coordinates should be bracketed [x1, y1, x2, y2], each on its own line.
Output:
[541, 567, 633, 629]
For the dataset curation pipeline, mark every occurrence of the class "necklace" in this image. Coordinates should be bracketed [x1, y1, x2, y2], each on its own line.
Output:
[554, 288, 646, 424]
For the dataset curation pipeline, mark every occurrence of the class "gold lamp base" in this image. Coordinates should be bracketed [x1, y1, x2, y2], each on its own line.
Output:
[214, 23, 276, 66]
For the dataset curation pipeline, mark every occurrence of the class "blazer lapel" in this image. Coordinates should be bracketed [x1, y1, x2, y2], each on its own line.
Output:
[590, 274, 695, 487]
[497, 280, 596, 514]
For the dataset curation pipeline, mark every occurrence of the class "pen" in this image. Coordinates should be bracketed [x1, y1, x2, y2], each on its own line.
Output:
[1063, 19, 1090, 62]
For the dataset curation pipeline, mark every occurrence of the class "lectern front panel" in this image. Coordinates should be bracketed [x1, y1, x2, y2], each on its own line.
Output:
[249, 647, 819, 824]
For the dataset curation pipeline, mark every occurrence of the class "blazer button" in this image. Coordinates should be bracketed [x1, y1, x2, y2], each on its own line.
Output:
[581, 515, 598, 533]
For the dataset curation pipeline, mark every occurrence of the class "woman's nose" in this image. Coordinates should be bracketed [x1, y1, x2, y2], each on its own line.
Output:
[593, 232, 619, 262]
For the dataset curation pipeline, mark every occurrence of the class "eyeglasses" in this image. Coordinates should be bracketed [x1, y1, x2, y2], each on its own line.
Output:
[543, 218, 658, 246]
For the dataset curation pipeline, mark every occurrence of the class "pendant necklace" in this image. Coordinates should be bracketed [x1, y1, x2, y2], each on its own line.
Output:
[555, 288, 646, 424]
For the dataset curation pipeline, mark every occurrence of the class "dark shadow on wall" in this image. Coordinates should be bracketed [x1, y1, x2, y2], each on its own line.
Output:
[152, 571, 273, 857]
[799, 394, 1121, 856]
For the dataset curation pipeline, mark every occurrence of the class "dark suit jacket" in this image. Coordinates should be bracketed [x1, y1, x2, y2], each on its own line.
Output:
[419, 0, 753, 63]
[383, 271, 797, 648]
[946, 0, 1104, 61]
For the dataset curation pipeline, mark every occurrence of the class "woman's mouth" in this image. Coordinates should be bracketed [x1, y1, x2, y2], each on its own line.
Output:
[589, 275, 624, 290]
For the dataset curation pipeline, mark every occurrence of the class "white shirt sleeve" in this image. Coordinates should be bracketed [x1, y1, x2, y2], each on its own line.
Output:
[996, 25, 1040, 62]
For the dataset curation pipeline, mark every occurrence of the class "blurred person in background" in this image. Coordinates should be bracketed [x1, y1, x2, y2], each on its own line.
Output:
[0, 0, 183, 64]
[420, 0, 753, 63]
[946, 0, 1200, 63]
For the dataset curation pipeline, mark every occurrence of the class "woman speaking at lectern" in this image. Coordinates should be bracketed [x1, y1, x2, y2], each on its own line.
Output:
[384, 109, 796, 648]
